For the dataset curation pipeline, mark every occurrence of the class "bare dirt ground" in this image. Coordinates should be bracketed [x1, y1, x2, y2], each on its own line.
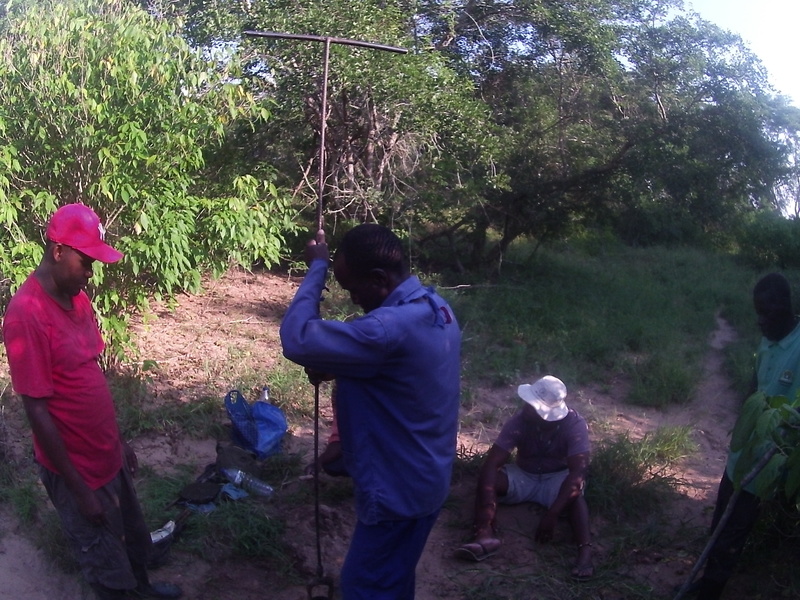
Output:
[0, 268, 749, 600]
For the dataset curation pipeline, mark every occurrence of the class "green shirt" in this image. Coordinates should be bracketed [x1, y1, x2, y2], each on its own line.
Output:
[726, 321, 800, 492]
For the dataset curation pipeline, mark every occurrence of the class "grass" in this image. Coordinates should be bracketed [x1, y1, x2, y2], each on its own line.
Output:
[110, 368, 228, 440]
[132, 455, 305, 575]
[447, 238, 759, 407]
[5, 236, 800, 598]
[175, 501, 290, 567]
[451, 443, 489, 486]
[0, 400, 48, 526]
[586, 425, 696, 520]
[262, 359, 321, 421]
[111, 356, 318, 440]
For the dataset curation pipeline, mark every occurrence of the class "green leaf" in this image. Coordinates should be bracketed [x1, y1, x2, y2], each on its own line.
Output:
[768, 394, 790, 409]
[784, 448, 800, 502]
[754, 408, 781, 443]
[752, 453, 786, 500]
[730, 392, 768, 451]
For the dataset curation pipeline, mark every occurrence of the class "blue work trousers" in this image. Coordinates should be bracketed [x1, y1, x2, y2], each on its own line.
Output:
[339, 510, 440, 600]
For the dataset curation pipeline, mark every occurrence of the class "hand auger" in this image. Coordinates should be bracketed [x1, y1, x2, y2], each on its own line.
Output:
[243, 30, 406, 600]
[307, 380, 334, 600]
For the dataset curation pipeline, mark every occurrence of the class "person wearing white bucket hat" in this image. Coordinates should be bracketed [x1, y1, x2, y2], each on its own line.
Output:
[518, 375, 569, 422]
[455, 375, 593, 580]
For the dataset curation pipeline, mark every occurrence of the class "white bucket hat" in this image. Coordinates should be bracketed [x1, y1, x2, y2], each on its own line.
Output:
[517, 375, 568, 422]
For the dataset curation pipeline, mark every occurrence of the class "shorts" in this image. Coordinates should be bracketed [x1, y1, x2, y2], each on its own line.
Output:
[500, 464, 574, 507]
[40, 466, 152, 590]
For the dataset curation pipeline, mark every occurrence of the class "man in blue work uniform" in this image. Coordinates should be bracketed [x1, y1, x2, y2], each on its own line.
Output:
[280, 224, 461, 600]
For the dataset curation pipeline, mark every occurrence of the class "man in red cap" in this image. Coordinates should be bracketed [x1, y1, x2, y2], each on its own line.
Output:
[3, 204, 182, 599]
[455, 375, 594, 580]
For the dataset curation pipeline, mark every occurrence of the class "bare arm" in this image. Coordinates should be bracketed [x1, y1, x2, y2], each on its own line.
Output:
[22, 395, 107, 525]
[535, 451, 589, 543]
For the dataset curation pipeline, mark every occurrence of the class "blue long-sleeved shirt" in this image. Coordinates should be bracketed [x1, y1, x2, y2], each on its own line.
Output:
[280, 260, 461, 524]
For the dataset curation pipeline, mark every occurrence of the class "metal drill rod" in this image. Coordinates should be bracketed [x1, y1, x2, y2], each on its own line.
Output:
[244, 31, 407, 599]
[243, 30, 407, 230]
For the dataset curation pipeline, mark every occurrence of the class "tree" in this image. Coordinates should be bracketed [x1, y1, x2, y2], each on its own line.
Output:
[138, 0, 799, 271]
[0, 0, 294, 356]
[138, 0, 499, 258]
[456, 1, 793, 262]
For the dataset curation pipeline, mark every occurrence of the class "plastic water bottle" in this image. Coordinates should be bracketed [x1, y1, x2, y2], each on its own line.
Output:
[150, 520, 176, 544]
[222, 467, 274, 498]
[256, 386, 270, 402]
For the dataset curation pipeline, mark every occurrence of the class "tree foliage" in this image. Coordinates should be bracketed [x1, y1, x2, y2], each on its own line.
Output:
[1, 0, 797, 296]
[135, 0, 800, 272]
[0, 0, 294, 356]
[442, 1, 791, 262]
[735, 211, 800, 270]
[729, 389, 800, 506]
[176, 0, 498, 244]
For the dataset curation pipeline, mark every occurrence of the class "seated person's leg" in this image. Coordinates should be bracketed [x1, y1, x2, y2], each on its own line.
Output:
[569, 494, 593, 579]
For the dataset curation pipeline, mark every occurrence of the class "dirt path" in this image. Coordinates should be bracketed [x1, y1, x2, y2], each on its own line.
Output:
[0, 271, 746, 600]
[595, 315, 741, 595]
[0, 509, 86, 599]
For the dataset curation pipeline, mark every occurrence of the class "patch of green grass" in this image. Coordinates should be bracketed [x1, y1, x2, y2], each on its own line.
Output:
[264, 359, 318, 421]
[0, 403, 47, 525]
[627, 347, 701, 407]
[724, 336, 758, 400]
[455, 559, 657, 600]
[586, 426, 696, 520]
[33, 508, 79, 574]
[460, 403, 511, 432]
[318, 278, 360, 322]
[178, 500, 291, 570]
[137, 464, 198, 524]
[114, 394, 227, 440]
[254, 451, 304, 487]
[451, 444, 488, 484]
[110, 369, 227, 439]
[448, 240, 757, 407]
[135, 459, 302, 575]
[0, 410, 16, 493]
[3, 476, 43, 525]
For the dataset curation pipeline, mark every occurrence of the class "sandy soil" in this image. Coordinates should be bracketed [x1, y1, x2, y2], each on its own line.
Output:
[0, 268, 747, 600]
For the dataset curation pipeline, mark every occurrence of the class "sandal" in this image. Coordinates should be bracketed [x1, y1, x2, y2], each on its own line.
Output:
[454, 538, 501, 562]
[571, 563, 595, 581]
[571, 542, 594, 581]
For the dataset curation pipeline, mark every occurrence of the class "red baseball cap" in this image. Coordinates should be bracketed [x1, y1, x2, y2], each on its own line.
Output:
[46, 204, 123, 264]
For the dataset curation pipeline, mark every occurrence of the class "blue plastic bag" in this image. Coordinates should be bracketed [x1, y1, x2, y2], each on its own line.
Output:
[224, 390, 287, 459]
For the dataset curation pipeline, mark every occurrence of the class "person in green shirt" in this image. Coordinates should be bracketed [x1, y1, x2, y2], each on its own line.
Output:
[695, 272, 800, 600]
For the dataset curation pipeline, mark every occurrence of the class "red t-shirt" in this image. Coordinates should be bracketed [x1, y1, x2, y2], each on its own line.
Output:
[3, 275, 122, 489]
